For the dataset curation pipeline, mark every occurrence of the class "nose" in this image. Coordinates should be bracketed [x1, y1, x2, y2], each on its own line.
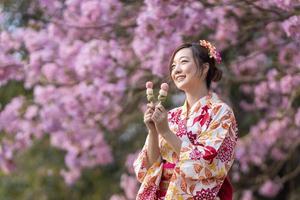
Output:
[172, 63, 182, 74]
[171, 64, 182, 81]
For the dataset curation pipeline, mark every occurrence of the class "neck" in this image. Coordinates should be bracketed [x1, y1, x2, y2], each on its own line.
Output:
[185, 84, 209, 110]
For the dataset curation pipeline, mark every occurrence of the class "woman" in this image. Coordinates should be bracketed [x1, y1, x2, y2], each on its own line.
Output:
[133, 40, 238, 200]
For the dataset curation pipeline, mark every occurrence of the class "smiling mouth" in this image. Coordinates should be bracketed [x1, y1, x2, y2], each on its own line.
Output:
[176, 76, 186, 82]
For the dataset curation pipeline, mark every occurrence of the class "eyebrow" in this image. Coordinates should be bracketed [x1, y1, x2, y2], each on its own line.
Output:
[172, 56, 189, 63]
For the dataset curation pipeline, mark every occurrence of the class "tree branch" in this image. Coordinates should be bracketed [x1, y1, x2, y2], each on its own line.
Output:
[280, 165, 300, 184]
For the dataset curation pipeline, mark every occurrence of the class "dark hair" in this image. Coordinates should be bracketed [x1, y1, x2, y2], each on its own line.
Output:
[168, 42, 222, 89]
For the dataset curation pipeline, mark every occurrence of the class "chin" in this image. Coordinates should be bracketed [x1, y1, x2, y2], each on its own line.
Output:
[175, 83, 188, 91]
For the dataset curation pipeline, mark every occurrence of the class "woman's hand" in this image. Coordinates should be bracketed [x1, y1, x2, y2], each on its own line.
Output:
[151, 102, 170, 135]
[152, 102, 182, 155]
[143, 102, 157, 134]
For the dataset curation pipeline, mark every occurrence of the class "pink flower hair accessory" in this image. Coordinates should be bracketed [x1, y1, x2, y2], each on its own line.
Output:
[199, 40, 222, 64]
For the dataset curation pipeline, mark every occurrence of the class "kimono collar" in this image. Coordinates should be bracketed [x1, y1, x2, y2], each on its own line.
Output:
[181, 90, 220, 118]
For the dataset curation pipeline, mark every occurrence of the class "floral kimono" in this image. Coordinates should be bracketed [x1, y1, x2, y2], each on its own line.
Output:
[133, 91, 238, 200]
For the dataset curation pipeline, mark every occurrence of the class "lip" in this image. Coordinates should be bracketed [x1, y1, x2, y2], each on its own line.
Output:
[175, 75, 186, 81]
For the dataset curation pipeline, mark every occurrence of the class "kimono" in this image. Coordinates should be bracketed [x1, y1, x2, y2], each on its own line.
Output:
[133, 91, 238, 200]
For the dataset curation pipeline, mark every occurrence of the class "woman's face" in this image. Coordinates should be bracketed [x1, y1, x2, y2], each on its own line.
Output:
[171, 48, 207, 92]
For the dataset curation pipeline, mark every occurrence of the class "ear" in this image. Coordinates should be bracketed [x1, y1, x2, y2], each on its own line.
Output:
[202, 63, 209, 75]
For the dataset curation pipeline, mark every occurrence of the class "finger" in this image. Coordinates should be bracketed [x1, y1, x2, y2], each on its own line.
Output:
[152, 113, 160, 120]
[147, 102, 155, 107]
[155, 106, 163, 113]
[155, 106, 163, 112]
[151, 114, 157, 121]
[152, 110, 159, 117]
[156, 102, 165, 112]
[145, 113, 153, 119]
[146, 111, 153, 116]
[147, 103, 155, 109]
[145, 109, 154, 115]
[144, 117, 153, 123]
[147, 104, 155, 110]
[144, 114, 151, 119]
[147, 105, 155, 111]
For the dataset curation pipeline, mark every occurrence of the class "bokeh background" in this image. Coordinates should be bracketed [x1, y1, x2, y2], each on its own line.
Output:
[0, 0, 299, 199]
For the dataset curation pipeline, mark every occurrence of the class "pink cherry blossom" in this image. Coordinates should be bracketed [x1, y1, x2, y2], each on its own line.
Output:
[259, 180, 282, 198]
[241, 190, 253, 200]
[0, 1, 299, 198]
[282, 15, 300, 41]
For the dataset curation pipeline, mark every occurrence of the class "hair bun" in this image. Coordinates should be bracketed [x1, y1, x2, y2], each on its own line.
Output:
[212, 68, 222, 82]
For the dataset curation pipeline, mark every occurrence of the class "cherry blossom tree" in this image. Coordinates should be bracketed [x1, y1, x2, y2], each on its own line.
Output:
[0, 0, 299, 199]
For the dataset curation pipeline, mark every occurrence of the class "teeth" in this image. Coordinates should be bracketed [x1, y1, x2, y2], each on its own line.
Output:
[177, 77, 185, 81]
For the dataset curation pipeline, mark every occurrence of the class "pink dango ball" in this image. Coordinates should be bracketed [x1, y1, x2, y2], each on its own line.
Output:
[146, 81, 153, 89]
[160, 83, 169, 91]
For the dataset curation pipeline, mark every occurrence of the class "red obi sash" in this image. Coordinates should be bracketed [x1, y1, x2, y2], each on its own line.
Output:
[218, 176, 233, 200]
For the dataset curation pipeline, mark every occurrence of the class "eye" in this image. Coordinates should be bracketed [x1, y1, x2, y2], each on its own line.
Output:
[171, 65, 175, 70]
[181, 60, 188, 63]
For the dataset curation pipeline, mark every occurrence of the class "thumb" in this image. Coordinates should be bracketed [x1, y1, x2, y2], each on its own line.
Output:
[150, 101, 155, 107]
[155, 101, 162, 109]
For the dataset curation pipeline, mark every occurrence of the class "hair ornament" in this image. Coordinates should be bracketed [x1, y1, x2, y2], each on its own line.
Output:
[199, 40, 222, 64]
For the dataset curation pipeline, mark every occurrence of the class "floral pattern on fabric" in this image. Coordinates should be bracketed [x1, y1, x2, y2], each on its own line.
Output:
[133, 91, 238, 200]
[175, 119, 187, 138]
[137, 184, 159, 200]
[216, 136, 235, 163]
[194, 186, 220, 200]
